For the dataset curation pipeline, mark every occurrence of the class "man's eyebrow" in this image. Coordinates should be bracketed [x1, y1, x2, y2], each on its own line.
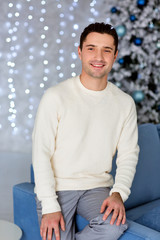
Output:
[85, 44, 113, 50]
[104, 46, 114, 50]
[85, 44, 96, 47]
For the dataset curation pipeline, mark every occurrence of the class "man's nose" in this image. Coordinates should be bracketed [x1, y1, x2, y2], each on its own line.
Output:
[95, 50, 104, 61]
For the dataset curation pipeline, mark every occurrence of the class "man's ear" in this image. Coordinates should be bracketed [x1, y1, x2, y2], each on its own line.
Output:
[78, 46, 82, 60]
[114, 50, 118, 62]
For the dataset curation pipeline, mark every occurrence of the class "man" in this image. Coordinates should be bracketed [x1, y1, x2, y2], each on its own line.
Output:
[32, 22, 139, 240]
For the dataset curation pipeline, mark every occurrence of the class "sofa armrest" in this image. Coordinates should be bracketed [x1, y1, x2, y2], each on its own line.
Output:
[30, 165, 35, 183]
[13, 182, 41, 240]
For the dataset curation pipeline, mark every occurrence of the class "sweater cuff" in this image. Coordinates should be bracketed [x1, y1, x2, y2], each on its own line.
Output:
[109, 188, 129, 203]
[41, 198, 61, 215]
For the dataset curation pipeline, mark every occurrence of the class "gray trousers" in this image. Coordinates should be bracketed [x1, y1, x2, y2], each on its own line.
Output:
[36, 187, 128, 240]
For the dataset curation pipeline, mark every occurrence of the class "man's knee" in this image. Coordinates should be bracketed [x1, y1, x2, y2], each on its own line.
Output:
[90, 213, 128, 239]
[76, 213, 128, 240]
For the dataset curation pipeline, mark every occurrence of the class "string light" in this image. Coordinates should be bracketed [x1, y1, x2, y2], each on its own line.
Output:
[1, 0, 159, 152]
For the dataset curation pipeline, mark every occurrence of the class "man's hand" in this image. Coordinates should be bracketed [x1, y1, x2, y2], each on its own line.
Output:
[40, 211, 65, 240]
[100, 192, 126, 226]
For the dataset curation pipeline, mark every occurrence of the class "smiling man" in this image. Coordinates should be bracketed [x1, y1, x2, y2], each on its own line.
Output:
[32, 22, 139, 240]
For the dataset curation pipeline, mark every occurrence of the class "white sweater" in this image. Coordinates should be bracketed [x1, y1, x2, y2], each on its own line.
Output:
[32, 76, 139, 215]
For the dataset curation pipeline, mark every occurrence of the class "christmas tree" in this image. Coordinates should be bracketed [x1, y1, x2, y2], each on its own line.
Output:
[104, 0, 160, 123]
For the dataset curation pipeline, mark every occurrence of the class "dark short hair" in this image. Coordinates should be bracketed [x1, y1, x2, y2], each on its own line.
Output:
[79, 22, 118, 54]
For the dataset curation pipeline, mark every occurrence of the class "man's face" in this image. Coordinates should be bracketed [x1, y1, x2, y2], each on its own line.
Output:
[78, 32, 118, 80]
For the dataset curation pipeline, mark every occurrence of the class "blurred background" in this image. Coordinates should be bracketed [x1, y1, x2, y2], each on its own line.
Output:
[0, 0, 160, 221]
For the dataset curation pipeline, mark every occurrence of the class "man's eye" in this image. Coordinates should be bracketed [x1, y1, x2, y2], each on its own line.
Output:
[104, 50, 111, 53]
[88, 48, 93, 51]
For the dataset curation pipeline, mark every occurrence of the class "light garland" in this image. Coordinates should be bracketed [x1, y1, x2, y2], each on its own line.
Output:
[6, 2, 19, 134]
[0, 0, 159, 152]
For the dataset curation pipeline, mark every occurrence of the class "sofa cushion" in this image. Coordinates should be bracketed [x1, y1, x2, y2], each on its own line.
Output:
[125, 123, 160, 209]
[135, 206, 160, 232]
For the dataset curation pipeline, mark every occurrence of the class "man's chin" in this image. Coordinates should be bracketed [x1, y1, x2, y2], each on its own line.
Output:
[89, 73, 107, 79]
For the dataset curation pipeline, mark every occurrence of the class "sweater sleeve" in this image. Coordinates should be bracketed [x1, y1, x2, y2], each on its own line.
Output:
[110, 98, 139, 202]
[32, 89, 61, 215]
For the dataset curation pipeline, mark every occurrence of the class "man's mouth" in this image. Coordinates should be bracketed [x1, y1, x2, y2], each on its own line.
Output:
[90, 63, 105, 68]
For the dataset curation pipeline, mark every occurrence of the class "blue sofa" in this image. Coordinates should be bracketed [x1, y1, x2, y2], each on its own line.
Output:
[13, 123, 160, 240]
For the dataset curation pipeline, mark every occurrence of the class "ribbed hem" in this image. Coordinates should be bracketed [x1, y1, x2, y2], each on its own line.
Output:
[41, 197, 61, 215]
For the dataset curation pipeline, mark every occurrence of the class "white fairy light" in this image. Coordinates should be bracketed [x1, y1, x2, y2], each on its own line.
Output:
[71, 72, 76, 77]
[29, 6, 34, 11]
[29, 55, 34, 60]
[28, 114, 33, 119]
[40, 17, 44, 22]
[25, 89, 30, 94]
[9, 3, 13, 8]
[40, 50, 45, 56]
[74, 42, 79, 47]
[71, 32, 76, 37]
[8, 13, 13, 18]
[11, 123, 16, 128]
[71, 63, 75, 68]
[13, 27, 18, 32]
[43, 76, 48, 81]
[11, 88, 15, 93]
[44, 68, 49, 74]
[41, 8, 46, 14]
[6, 37, 11, 43]
[15, 12, 20, 17]
[57, 4, 62, 9]
[43, 60, 48, 65]
[16, 4, 22, 10]
[59, 73, 64, 78]
[8, 29, 13, 34]
[71, 52, 77, 59]
[12, 52, 17, 57]
[43, 43, 48, 48]
[29, 105, 33, 110]
[73, 24, 79, 30]
[56, 65, 61, 70]
[59, 49, 64, 54]
[44, 26, 49, 31]
[15, 21, 20, 26]
[59, 56, 64, 62]
[59, 30, 64, 35]
[8, 78, 13, 83]
[60, 21, 66, 27]
[40, 83, 44, 88]
[28, 15, 33, 20]
[41, 1, 46, 5]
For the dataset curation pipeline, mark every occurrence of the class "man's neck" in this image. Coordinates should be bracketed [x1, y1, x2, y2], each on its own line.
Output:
[79, 74, 108, 91]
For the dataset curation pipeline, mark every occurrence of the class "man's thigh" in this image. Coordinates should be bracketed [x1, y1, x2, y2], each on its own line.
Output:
[76, 187, 128, 240]
[36, 191, 80, 240]
[76, 187, 110, 221]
